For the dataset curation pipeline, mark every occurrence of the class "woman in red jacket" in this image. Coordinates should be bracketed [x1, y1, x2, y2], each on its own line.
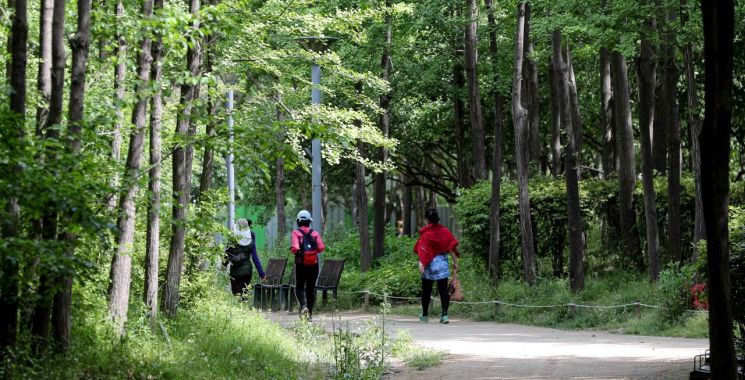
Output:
[290, 210, 325, 320]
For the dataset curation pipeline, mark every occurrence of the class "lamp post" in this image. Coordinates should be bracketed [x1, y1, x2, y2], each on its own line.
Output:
[296, 36, 338, 234]
[222, 73, 238, 230]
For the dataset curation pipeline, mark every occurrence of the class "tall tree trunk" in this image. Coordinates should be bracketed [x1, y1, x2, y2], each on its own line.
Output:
[549, 55, 562, 178]
[107, 0, 126, 210]
[109, 0, 152, 333]
[600, 47, 614, 178]
[566, 43, 582, 161]
[144, 0, 163, 326]
[453, 54, 471, 188]
[373, 4, 392, 260]
[661, 12, 682, 264]
[681, 0, 705, 257]
[700, 0, 737, 377]
[163, 0, 201, 316]
[653, 78, 668, 174]
[1, 0, 27, 351]
[35, 0, 53, 136]
[464, 0, 486, 180]
[31, 0, 65, 349]
[552, 30, 584, 293]
[52, 0, 90, 351]
[611, 51, 642, 269]
[402, 174, 412, 236]
[523, 3, 540, 166]
[198, 95, 216, 196]
[635, 33, 661, 281]
[485, 0, 502, 280]
[511, 2, 536, 285]
[357, 150, 372, 271]
[275, 95, 287, 241]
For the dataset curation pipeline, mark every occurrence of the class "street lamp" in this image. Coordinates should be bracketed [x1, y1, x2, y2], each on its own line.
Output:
[296, 36, 338, 235]
[222, 73, 239, 230]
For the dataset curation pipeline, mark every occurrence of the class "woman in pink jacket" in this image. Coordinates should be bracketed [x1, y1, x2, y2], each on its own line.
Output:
[290, 210, 325, 320]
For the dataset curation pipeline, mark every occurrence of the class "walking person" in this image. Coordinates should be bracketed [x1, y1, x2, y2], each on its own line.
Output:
[290, 210, 325, 320]
[225, 218, 266, 299]
[414, 208, 460, 324]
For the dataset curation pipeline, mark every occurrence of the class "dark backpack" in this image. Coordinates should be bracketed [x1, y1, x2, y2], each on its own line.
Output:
[226, 244, 250, 266]
[296, 229, 318, 264]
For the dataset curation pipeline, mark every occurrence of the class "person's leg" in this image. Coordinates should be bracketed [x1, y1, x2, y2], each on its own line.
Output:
[436, 278, 450, 316]
[305, 264, 319, 315]
[294, 264, 307, 310]
[421, 278, 434, 317]
[230, 276, 242, 295]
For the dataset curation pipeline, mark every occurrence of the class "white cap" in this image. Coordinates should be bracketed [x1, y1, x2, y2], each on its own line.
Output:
[296, 210, 313, 222]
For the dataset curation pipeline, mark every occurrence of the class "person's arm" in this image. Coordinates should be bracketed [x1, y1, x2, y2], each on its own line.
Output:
[449, 250, 459, 273]
[313, 231, 325, 252]
[250, 232, 265, 279]
[290, 230, 300, 254]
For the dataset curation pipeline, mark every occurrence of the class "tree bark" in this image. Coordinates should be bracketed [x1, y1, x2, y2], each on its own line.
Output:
[464, 0, 486, 180]
[144, 0, 163, 326]
[275, 94, 287, 241]
[164, 0, 201, 316]
[681, 0, 705, 256]
[109, 0, 153, 333]
[661, 12, 682, 264]
[373, 4, 392, 260]
[611, 51, 642, 269]
[485, 0, 502, 280]
[452, 54, 471, 188]
[523, 3, 540, 166]
[1, 0, 27, 351]
[701, 1, 738, 377]
[600, 47, 614, 178]
[635, 32, 661, 281]
[357, 137, 372, 272]
[566, 43, 582, 162]
[401, 174, 412, 236]
[35, 0, 53, 136]
[107, 0, 126, 210]
[552, 30, 584, 293]
[511, 2, 536, 285]
[652, 85, 668, 175]
[549, 55, 562, 178]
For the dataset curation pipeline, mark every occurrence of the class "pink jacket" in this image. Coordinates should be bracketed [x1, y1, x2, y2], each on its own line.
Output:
[290, 226, 325, 265]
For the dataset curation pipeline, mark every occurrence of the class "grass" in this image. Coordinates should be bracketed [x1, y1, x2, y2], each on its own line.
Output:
[391, 331, 445, 371]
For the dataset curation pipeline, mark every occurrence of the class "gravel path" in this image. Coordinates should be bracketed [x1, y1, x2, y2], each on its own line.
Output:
[264, 311, 708, 379]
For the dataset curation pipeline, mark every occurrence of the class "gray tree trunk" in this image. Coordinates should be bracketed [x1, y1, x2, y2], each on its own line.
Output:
[144, 0, 163, 327]
[464, 0, 486, 180]
[635, 33, 661, 281]
[357, 145, 372, 272]
[485, 0, 502, 280]
[107, 0, 126, 210]
[109, 0, 153, 333]
[523, 3, 540, 166]
[275, 95, 287, 240]
[600, 47, 614, 178]
[402, 174, 412, 236]
[611, 51, 642, 269]
[511, 2, 536, 285]
[373, 4, 392, 260]
[552, 30, 584, 293]
[549, 55, 562, 178]
[35, 0, 53, 136]
[453, 55, 471, 188]
[164, 0, 201, 317]
[700, 1, 738, 377]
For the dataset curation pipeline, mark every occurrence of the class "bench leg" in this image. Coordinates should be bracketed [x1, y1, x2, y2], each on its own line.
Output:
[322, 290, 328, 307]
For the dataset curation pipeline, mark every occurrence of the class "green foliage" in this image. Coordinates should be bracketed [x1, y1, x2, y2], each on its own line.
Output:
[390, 331, 444, 371]
[657, 264, 695, 322]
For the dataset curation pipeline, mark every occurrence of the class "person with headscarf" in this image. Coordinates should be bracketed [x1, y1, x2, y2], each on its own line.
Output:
[225, 218, 266, 297]
[414, 208, 460, 324]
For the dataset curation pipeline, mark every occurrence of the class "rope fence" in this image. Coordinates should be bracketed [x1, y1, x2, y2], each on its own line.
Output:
[334, 290, 709, 316]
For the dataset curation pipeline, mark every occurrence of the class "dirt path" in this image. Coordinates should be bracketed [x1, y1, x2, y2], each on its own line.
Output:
[264, 311, 707, 379]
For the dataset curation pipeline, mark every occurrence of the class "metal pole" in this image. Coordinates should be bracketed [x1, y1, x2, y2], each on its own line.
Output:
[311, 63, 323, 234]
[226, 88, 236, 230]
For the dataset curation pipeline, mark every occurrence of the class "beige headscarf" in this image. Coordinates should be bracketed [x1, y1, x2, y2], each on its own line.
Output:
[234, 218, 252, 246]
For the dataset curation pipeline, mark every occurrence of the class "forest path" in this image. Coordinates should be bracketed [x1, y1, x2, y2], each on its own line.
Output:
[265, 311, 708, 379]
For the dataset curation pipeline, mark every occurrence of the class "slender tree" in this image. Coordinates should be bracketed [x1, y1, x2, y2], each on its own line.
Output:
[452, 51, 471, 188]
[600, 46, 614, 178]
[700, 0, 737, 377]
[108, 0, 126, 210]
[552, 30, 584, 292]
[373, 1, 392, 260]
[485, 0, 502, 279]
[635, 30, 661, 281]
[402, 174, 412, 236]
[275, 95, 287, 240]
[1, 0, 28, 350]
[464, 0, 486, 180]
[511, 2, 536, 284]
[549, 55, 561, 177]
[35, 0, 53, 135]
[611, 51, 642, 269]
[144, 0, 164, 325]
[164, 0, 202, 316]
[523, 3, 540, 166]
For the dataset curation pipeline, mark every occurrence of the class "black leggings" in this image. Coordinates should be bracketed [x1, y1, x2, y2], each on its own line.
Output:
[295, 263, 319, 313]
[421, 277, 450, 317]
[230, 271, 253, 298]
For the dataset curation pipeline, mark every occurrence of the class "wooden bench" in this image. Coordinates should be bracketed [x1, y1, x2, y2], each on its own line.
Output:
[285, 258, 345, 311]
[253, 258, 287, 311]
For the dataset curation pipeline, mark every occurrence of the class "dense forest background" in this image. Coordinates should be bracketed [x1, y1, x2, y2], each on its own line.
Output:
[0, 0, 743, 377]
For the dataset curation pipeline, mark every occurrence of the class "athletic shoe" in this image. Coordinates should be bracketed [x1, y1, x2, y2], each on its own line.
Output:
[301, 307, 309, 319]
[419, 314, 429, 323]
[440, 315, 449, 324]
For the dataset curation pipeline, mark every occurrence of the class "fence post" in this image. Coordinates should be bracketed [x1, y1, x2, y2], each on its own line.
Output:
[569, 302, 576, 316]
[364, 291, 370, 310]
[635, 299, 641, 319]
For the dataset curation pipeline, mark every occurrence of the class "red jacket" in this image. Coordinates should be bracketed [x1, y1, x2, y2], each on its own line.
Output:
[414, 223, 459, 267]
[291, 226, 325, 265]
